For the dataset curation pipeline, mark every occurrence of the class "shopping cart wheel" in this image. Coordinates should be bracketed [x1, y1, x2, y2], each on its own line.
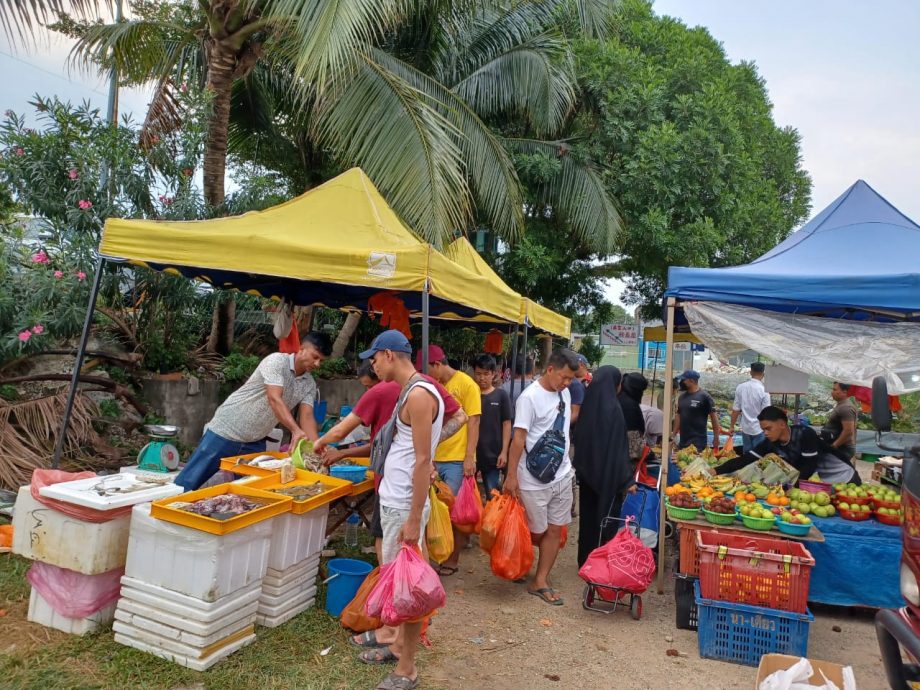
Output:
[630, 595, 643, 620]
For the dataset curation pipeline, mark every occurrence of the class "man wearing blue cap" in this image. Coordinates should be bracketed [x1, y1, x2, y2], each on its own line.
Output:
[357, 330, 443, 690]
[673, 369, 721, 451]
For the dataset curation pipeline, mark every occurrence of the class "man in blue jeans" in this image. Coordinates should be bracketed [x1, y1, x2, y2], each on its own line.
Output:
[472, 354, 512, 497]
[174, 331, 332, 491]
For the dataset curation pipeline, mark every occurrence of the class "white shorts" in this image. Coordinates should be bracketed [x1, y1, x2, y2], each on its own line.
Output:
[380, 502, 431, 564]
[519, 472, 574, 535]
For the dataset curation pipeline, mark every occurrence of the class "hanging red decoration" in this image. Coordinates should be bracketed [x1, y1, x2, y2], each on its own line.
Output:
[368, 292, 412, 338]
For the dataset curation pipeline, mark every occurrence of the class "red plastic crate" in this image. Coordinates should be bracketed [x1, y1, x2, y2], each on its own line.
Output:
[696, 531, 815, 613]
[678, 523, 705, 576]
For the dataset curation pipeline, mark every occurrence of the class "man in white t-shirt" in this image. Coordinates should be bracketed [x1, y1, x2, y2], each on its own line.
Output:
[728, 362, 772, 453]
[504, 348, 578, 607]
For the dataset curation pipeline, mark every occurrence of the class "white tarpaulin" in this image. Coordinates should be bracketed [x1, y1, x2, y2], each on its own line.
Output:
[683, 302, 920, 394]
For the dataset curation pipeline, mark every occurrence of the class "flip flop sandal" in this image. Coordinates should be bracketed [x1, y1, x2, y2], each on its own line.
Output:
[359, 647, 399, 665]
[349, 630, 385, 648]
[529, 587, 564, 606]
[438, 565, 459, 577]
[375, 672, 420, 690]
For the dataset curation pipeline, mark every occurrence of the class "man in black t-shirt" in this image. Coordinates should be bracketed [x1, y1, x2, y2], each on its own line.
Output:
[473, 354, 513, 496]
[674, 369, 721, 450]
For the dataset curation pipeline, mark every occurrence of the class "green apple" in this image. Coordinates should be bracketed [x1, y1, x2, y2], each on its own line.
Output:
[815, 492, 831, 506]
[780, 512, 793, 522]
[861, 504, 871, 513]
[839, 501, 850, 511]
[799, 503, 811, 515]
[798, 515, 812, 525]
[814, 506, 828, 518]
[825, 505, 836, 516]
[809, 503, 820, 513]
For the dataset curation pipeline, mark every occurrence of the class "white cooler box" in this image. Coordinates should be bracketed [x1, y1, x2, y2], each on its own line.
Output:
[12, 486, 130, 574]
[28, 588, 117, 635]
[124, 503, 272, 602]
[266, 506, 329, 572]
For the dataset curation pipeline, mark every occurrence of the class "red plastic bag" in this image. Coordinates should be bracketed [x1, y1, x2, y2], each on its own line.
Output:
[341, 567, 382, 632]
[489, 498, 534, 581]
[27, 561, 123, 618]
[479, 491, 511, 553]
[559, 525, 568, 550]
[577, 519, 656, 599]
[449, 476, 483, 534]
[365, 545, 446, 626]
[31, 469, 132, 523]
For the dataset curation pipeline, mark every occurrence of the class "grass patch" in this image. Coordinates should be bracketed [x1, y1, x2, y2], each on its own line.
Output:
[0, 536, 436, 690]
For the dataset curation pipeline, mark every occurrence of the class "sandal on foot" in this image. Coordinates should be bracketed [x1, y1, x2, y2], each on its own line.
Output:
[375, 672, 420, 690]
[529, 587, 564, 606]
[438, 565, 459, 577]
[349, 630, 385, 648]
[359, 647, 399, 665]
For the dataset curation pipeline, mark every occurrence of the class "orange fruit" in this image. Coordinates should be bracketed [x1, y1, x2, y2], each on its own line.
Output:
[779, 497, 790, 506]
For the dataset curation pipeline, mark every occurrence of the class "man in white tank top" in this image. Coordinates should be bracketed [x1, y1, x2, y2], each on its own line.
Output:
[359, 330, 443, 690]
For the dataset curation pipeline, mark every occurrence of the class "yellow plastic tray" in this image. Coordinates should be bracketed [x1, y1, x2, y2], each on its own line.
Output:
[249, 469, 353, 514]
[151, 484, 292, 534]
[219, 451, 289, 478]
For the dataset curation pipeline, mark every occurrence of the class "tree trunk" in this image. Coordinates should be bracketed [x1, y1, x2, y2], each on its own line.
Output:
[294, 305, 315, 335]
[539, 335, 552, 368]
[331, 312, 362, 359]
[203, 41, 238, 353]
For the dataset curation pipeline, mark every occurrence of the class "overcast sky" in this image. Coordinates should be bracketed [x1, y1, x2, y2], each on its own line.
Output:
[2, 1, 918, 309]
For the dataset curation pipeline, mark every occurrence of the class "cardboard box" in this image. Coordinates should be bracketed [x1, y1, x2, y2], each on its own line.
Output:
[755, 654, 850, 688]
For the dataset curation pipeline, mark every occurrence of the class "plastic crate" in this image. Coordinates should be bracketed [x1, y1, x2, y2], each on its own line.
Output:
[678, 523, 705, 577]
[696, 531, 814, 613]
[674, 574, 698, 631]
[694, 581, 813, 667]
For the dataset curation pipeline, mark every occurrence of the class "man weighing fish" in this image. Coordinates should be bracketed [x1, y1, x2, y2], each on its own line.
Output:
[175, 331, 333, 491]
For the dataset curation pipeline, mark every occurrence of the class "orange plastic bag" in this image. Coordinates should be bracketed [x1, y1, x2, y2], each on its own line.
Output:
[450, 475, 483, 535]
[479, 491, 511, 553]
[559, 525, 568, 550]
[433, 480, 455, 509]
[0, 524, 12, 549]
[489, 498, 534, 581]
[340, 566, 382, 632]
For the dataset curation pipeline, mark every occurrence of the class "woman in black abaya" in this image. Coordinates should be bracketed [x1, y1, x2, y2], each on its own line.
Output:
[573, 366, 634, 567]
[620, 372, 648, 466]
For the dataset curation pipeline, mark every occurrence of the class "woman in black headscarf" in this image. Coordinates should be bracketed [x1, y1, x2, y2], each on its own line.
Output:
[620, 372, 648, 466]
[573, 366, 635, 567]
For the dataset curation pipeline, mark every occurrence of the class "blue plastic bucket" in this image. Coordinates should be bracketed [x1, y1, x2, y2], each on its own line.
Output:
[325, 558, 373, 617]
[330, 465, 368, 483]
[313, 400, 328, 424]
[340, 405, 353, 418]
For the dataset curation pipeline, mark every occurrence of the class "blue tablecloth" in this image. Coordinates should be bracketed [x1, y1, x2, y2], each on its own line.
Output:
[807, 515, 903, 609]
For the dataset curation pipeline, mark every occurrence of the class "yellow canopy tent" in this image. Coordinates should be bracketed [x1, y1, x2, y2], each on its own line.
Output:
[99, 168, 521, 324]
[642, 326, 701, 344]
[443, 237, 571, 338]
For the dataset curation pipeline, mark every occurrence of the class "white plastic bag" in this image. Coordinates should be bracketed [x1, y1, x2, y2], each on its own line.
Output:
[759, 656, 856, 690]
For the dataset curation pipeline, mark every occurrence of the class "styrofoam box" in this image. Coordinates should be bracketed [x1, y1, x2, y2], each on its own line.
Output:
[257, 585, 317, 617]
[39, 473, 183, 510]
[125, 503, 272, 602]
[259, 578, 318, 608]
[264, 553, 321, 588]
[266, 506, 329, 572]
[261, 564, 319, 598]
[114, 606, 254, 648]
[114, 628, 255, 672]
[28, 588, 116, 635]
[12, 486, 131, 574]
[255, 596, 316, 628]
[116, 593, 258, 636]
[121, 577, 262, 634]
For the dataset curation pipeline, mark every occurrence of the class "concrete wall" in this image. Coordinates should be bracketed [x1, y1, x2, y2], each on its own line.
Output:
[142, 377, 222, 447]
[315, 378, 366, 420]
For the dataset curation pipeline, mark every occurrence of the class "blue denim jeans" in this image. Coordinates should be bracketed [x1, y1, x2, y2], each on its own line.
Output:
[174, 429, 266, 491]
[480, 466, 503, 498]
[742, 432, 765, 454]
[434, 461, 465, 497]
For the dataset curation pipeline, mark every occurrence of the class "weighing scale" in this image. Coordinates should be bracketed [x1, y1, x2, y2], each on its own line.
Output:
[137, 424, 181, 472]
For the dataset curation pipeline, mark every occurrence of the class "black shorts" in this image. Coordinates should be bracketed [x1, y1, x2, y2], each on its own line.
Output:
[371, 495, 383, 538]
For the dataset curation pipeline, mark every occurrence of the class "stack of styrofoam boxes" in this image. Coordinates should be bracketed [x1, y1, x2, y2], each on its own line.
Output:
[12, 486, 130, 634]
[256, 504, 329, 627]
[113, 503, 273, 671]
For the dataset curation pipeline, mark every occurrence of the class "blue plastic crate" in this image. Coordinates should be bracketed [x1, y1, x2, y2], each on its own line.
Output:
[694, 581, 813, 666]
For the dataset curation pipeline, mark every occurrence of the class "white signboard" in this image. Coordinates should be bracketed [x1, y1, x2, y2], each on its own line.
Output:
[764, 364, 810, 395]
[673, 341, 691, 352]
[600, 323, 638, 346]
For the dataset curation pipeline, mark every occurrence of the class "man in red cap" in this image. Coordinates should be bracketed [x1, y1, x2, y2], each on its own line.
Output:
[416, 344, 481, 577]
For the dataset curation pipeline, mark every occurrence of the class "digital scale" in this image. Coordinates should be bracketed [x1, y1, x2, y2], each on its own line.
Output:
[137, 424, 181, 473]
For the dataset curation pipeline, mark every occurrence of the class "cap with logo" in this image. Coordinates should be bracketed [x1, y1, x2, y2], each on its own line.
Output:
[359, 330, 413, 360]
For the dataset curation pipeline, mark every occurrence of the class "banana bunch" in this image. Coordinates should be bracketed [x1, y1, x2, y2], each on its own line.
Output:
[686, 475, 709, 491]
[708, 476, 737, 492]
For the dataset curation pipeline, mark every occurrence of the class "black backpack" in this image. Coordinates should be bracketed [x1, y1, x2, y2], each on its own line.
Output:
[525, 392, 567, 483]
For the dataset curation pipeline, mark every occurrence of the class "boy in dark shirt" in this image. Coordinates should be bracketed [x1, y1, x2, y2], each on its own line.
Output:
[472, 354, 512, 496]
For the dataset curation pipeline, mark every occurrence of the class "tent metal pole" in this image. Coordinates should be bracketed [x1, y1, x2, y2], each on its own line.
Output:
[523, 321, 529, 369]
[509, 328, 519, 400]
[655, 297, 677, 593]
[52, 255, 107, 468]
[421, 279, 430, 374]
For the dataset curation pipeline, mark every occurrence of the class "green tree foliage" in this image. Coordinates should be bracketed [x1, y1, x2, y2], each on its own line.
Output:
[574, 0, 812, 316]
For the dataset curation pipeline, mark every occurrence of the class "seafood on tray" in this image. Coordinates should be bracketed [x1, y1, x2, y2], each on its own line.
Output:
[166, 494, 262, 520]
[268, 482, 327, 501]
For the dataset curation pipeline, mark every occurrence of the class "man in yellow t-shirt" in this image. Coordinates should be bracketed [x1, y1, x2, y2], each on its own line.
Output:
[416, 344, 481, 576]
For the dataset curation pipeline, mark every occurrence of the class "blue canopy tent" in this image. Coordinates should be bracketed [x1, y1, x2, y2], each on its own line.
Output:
[653, 180, 920, 591]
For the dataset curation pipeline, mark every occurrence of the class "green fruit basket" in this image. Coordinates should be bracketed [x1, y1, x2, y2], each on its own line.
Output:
[741, 514, 776, 531]
[776, 520, 811, 536]
[702, 508, 737, 526]
[665, 501, 701, 520]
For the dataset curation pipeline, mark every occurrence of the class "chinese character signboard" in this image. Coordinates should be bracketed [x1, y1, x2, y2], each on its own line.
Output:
[600, 323, 638, 346]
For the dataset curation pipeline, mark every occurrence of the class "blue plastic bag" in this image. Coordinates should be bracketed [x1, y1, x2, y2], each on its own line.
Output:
[620, 485, 660, 548]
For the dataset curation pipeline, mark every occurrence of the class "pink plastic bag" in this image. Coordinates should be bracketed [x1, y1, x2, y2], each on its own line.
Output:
[577, 519, 656, 600]
[364, 545, 446, 626]
[31, 469, 132, 523]
[449, 476, 482, 527]
[27, 561, 124, 618]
